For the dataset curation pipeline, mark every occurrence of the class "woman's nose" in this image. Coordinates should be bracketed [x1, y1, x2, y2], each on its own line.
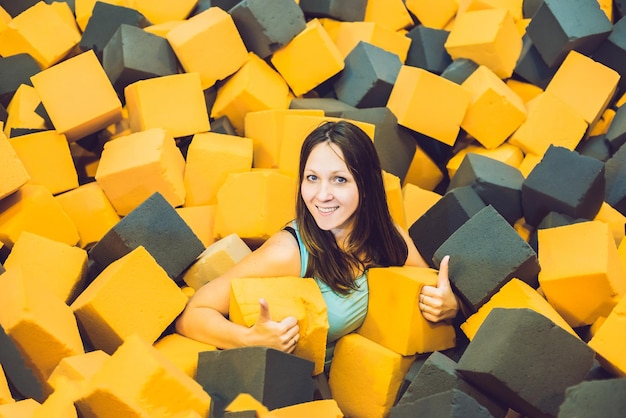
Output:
[316, 182, 332, 200]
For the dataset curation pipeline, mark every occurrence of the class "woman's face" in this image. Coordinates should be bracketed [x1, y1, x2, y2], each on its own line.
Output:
[301, 142, 359, 241]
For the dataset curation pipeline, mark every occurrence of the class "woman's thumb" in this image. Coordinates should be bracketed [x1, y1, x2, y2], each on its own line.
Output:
[437, 255, 451, 289]
[257, 298, 272, 323]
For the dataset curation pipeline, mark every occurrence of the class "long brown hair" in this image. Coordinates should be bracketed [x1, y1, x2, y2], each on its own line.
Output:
[295, 120, 408, 293]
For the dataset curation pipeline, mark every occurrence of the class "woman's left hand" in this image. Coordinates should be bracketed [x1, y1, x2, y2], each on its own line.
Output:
[419, 255, 459, 322]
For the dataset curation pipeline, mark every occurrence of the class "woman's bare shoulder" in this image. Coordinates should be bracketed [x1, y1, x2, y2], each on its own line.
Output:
[223, 229, 302, 279]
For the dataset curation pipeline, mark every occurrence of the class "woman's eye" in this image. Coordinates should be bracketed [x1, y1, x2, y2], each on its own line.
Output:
[306, 174, 317, 181]
[335, 176, 347, 184]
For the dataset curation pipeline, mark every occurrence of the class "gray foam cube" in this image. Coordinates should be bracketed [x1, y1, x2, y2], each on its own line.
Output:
[457, 308, 595, 418]
[433, 205, 541, 310]
[103, 24, 179, 104]
[334, 41, 402, 108]
[390, 389, 495, 418]
[409, 186, 487, 269]
[604, 140, 626, 216]
[558, 378, 626, 418]
[80, 1, 150, 59]
[298, 0, 367, 22]
[447, 153, 525, 225]
[526, 0, 612, 68]
[440, 58, 479, 85]
[229, 0, 306, 59]
[196, 347, 315, 418]
[88, 192, 205, 281]
[398, 352, 507, 418]
[522, 145, 605, 227]
[405, 25, 453, 75]
[341, 107, 415, 183]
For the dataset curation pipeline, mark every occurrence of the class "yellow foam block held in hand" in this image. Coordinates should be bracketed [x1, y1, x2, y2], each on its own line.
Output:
[229, 276, 328, 376]
[358, 265, 456, 355]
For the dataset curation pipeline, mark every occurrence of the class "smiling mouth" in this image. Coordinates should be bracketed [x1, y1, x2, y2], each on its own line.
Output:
[317, 206, 338, 214]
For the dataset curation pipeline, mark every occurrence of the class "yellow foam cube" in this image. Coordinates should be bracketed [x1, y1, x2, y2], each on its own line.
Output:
[55, 182, 121, 249]
[0, 365, 14, 405]
[509, 92, 588, 156]
[589, 108, 616, 137]
[545, 50, 620, 126]
[383, 171, 407, 231]
[32, 387, 78, 418]
[166, 7, 248, 89]
[0, 399, 40, 417]
[619, 236, 626, 275]
[124, 72, 210, 138]
[182, 233, 251, 290]
[358, 266, 456, 355]
[538, 221, 626, 328]
[184, 132, 253, 206]
[9, 130, 78, 195]
[225, 393, 269, 415]
[4, 231, 86, 303]
[402, 145, 443, 191]
[277, 115, 375, 179]
[387, 65, 471, 146]
[517, 152, 542, 178]
[214, 169, 297, 242]
[0, 267, 84, 392]
[506, 79, 543, 104]
[0, 184, 80, 249]
[75, 334, 211, 417]
[244, 109, 325, 169]
[154, 333, 217, 378]
[460, 65, 527, 149]
[229, 276, 329, 376]
[265, 399, 343, 417]
[446, 143, 524, 179]
[461, 278, 577, 341]
[402, 183, 442, 228]
[47, 350, 110, 394]
[131, 0, 197, 24]
[30, 50, 123, 142]
[457, 0, 524, 21]
[176, 205, 217, 248]
[271, 19, 345, 97]
[71, 246, 188, 354]
[594, 202, 626, 247]
[212, 52, 290, 135]
[3, 84, 46, 137]
[334, 21, 411, 62]
[364, 0, 413, 31]
[329, 333, 414, 418]
[0, 1, 80, 69]
[405, 0, 458, 29]
[588, 293, 626, 377]
[444, 8, 522, 78]
[143, 20, 185, 37]
[0, 131, 30, 200]
[95, 127, 186, 216]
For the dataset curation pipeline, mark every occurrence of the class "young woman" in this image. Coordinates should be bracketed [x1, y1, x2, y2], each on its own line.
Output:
[175, 120, 459, 368]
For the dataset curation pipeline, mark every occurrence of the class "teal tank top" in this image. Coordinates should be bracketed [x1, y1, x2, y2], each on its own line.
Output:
[289, 223, 368, 368]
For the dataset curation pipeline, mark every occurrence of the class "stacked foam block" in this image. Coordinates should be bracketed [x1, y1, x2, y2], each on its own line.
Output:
[1, 0, 626, 417]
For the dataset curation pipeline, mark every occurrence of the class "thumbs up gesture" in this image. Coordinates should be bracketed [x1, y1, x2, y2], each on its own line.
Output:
[250, 298, 300, 353]
[418, 255, 459, 323]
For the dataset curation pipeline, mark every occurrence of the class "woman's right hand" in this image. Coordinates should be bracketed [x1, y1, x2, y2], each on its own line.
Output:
[247, 298, 300, 353]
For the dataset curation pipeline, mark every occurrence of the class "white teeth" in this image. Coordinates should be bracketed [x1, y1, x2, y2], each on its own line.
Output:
[318, 206, 337, 213]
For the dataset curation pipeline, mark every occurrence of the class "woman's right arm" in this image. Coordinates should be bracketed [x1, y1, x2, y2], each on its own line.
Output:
[175, 230, 302, 352]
